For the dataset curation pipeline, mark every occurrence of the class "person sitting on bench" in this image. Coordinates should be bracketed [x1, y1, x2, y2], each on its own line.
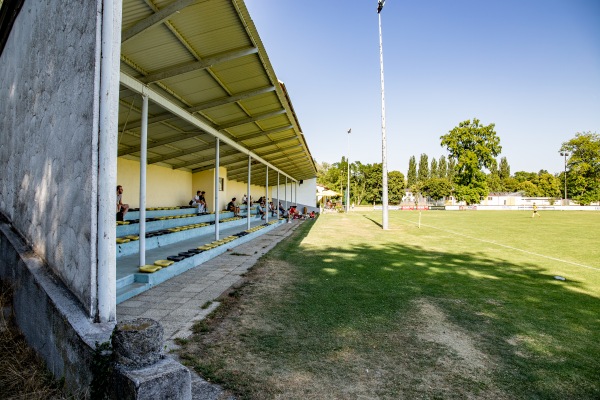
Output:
[269, 201, 277, 217]
[278, 202, 287, 218]
[257, 201, 266, 220]
[227, 197, 240, 217]
[116, 185, 129, 221]
[190, 190, 206, 213]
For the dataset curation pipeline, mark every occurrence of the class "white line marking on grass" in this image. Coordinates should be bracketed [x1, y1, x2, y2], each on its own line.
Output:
[398, 218, 600, 272]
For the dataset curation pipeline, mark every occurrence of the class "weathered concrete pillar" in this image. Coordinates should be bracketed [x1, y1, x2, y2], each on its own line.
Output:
[112, 318, 191, 399]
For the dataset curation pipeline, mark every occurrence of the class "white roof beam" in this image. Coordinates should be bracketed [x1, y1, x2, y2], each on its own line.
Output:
[177, 150, 245, 170]
[238, 125, 293, 143]
[140, 47, 258, 84]
[148, 141, 225, 164]
[120, 72, 296, 182]
[118, 131, 211, 156]
[218, 109, 286, 130]
[120, 86, 277, 131]
[188, 86, 275, 112]
[122, 0, 203, 44]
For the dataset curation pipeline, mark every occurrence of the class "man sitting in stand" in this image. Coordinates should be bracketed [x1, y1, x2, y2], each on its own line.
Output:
[227, 197, 241, 217]
[116, 185, 129, 221]
[257, 201, 266, 220]
[278, 202, 287, 218]
[269, 201, 277, 217]
[190, 190, 206, 214]
[199, 191, 206, 213]
[285, 205, 297, 223]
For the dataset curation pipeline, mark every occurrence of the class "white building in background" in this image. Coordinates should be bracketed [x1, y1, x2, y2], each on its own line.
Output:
[478, 193, 568, 206]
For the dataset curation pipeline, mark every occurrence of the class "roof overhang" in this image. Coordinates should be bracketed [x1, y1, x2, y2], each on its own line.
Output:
[119, 0, 317, 186]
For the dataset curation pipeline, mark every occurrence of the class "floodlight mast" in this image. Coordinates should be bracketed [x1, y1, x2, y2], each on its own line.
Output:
[560, 151, 569, 206]
[378, 0, 389, 229]
[347, 128, 351, 213]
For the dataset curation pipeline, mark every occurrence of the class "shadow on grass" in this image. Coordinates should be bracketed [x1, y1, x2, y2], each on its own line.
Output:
[185, 220, 600, 400]
[361, 214, 383, 228]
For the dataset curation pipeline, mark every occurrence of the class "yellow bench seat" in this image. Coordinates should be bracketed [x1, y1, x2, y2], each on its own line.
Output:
[139, 265, 161, 273]
[154, 260, 174, 267]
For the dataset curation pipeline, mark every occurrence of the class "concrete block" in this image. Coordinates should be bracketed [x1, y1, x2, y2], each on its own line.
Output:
[114, 357, 192, 400]
[112, 318, 164, 368]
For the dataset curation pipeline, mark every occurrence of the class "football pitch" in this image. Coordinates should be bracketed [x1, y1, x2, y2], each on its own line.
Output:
[182, 210, 600, 399]
[387, 209, 600, 277]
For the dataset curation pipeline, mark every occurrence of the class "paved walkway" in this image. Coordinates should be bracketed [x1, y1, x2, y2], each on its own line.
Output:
[116, 219, 303, 399]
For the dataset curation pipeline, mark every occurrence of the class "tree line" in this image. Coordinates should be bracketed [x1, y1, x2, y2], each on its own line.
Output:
[317, 119, 600, 206]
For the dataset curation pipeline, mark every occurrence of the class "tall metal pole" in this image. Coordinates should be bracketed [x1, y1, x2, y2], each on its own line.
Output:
[214, 138, 220, 240]
[560, 152, 569, 206]
[378, 1, 389, 229]
[285, 176, 288, 210]
[247, 155, 251, 230]
[347, 129, 351, 212]
[265, 166, 269, 223]
[139, 94, 148, 267]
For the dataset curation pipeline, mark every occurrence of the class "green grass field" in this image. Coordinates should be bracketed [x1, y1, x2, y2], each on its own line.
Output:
[179, 210, 600, 399]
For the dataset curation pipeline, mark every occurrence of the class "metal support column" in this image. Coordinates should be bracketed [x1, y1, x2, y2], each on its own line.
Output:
[285, 176, 288, 211]
[215, 139, 220, 240]
[378, 3, 389, 229]
[247, 155, 251, 230]
[139, 94, 148, 267]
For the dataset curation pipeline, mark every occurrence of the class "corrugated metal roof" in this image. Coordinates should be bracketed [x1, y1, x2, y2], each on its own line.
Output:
[119, 0, 316, 185]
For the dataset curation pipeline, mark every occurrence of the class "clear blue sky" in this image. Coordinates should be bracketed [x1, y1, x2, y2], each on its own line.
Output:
[245, 0, 600, 176]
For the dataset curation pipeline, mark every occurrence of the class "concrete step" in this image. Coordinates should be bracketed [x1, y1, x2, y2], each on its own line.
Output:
[116, 219, 284, 304]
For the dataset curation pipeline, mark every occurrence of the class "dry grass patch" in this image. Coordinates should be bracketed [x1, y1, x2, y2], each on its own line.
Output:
[0, 285, 69, 399]
[178, 222, 511, 399]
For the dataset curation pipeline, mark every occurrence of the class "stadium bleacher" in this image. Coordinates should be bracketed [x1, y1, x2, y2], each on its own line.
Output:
[116, 203, 284, 303]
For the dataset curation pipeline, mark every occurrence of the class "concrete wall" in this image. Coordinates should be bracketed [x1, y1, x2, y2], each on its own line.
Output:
[269, 177, 318, 212]
[0, 0, 101, 314]
[0, 0, 126, 393]
[116, 160, 284, 212]
[0, 217, 114, 394]
[118, 158, 192, 208]
[296, 177, 318, 209]
[227, 179, 263, 203]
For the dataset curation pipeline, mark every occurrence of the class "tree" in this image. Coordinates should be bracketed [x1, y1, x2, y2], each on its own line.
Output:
[487, 173, 503, 192]
[447, 157, 456, 182]
[502, 177, 519, 192]
[561, 132, 600, 205]
[514, 171, 537, 184]
[350, 161, 368, 205]
[499, 157, 510, 180]
[537, 172, 561, 198]
[422, 178, 452, 202]
[438, 155, 447, 179]
[518, 181, 540, 197]
[440, 118, 502, 205]
[364, 163, 382, 204]
[407, 156, 417, 187]
[417, 154, 429, 183]
[430, 158, 438, 179]
[388, 171, 406, 204]
[316, 161, 340, 191]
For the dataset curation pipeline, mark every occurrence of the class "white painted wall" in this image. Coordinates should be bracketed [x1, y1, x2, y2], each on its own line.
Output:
[270, 177, 318, 212]
[0, 0, 103, 313]
[118, 158, 192, 208]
